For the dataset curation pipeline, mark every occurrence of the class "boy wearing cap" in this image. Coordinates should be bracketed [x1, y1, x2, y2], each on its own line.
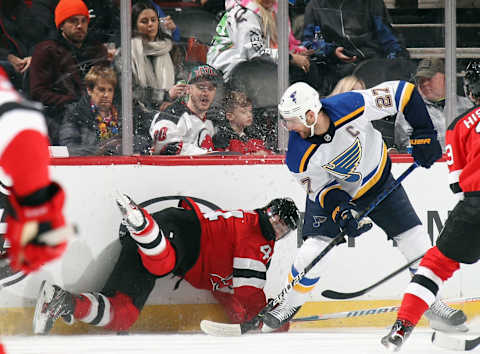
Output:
[150, 64, 222, 155]
[395, 58, 473, 152]
[29, 0, 108, 145]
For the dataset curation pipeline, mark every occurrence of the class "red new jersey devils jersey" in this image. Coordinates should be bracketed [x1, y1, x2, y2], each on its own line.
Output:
[184, 208, 275, 322]
[445, 104, 480, 195]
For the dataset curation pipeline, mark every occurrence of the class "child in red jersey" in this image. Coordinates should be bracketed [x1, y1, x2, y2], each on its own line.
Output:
[213, 90, 271, 155]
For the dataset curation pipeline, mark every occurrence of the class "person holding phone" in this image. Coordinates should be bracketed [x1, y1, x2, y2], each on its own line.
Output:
[301, 0, 410, 96]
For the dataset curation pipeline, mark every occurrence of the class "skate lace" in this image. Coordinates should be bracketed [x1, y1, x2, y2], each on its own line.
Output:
[269, 302, 298, 321]
[430, 299, 458, 319]
[392, 319, 413, 340]
[47, 287, 72, 319]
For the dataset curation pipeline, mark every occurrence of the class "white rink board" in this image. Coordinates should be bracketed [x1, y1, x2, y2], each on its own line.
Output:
[0, 161, 475, 308]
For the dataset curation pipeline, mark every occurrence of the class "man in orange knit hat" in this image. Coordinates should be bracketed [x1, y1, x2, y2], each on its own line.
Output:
[29, 0, 108, 145]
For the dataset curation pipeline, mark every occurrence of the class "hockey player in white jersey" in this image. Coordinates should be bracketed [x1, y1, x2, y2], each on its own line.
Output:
[261, 81, 467, 333]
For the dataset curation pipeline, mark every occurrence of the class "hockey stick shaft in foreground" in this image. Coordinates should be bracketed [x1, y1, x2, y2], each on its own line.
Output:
[293, 296, 480, 322]
[291, 305, 399, 322]
[321, 253, 424, 300]
[200, 162, 419, 336]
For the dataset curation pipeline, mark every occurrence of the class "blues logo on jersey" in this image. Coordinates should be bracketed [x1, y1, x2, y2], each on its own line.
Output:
[323, 138, 362, 182]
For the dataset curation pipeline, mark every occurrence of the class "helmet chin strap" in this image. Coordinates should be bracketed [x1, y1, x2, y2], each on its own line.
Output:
[305, 115, 318, 137]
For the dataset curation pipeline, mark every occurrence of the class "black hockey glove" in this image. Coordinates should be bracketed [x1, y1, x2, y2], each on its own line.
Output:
[333, 202, 372, 238]
[409, 129, 442, 168]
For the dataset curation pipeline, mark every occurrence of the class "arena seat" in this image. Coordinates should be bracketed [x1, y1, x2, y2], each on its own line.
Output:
[228, 58, 278, 109]
[162, 7, 218, 44]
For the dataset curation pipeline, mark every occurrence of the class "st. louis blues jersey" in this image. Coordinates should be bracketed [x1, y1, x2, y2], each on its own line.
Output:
[286, 80, 434, 211]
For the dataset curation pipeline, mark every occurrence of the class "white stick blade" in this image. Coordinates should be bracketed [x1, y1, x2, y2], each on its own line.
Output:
[431, 331, 466, 351]
[200, 320, 242, 336]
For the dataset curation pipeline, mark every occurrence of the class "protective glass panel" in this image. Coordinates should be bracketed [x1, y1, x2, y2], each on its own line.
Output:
[143, 0, 279, 156]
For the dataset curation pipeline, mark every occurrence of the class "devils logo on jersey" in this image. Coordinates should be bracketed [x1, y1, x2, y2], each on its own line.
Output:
[155, 126, 169, 142]
[198, 128, 214, 150]
[209, 273, 233, 293]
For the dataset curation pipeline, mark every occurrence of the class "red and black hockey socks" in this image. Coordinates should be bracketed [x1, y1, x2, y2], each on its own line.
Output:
[129, 212, 177, 276]
[398, 246, 460, 324]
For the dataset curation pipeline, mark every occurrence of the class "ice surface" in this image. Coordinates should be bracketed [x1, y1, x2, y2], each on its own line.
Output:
[3, 328, 478, 354]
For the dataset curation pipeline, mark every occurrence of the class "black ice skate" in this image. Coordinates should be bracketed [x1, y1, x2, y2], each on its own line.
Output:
[115, 192, 147, 233]
[381, 319, 415, 352]
[261, 300, 300, 332]
[424, 297, 468, 333]
[33, 280, 75, 334]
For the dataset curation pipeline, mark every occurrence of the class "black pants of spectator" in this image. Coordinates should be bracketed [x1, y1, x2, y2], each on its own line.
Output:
[289, 62, 331, 96]
[291, 60, 356, 97]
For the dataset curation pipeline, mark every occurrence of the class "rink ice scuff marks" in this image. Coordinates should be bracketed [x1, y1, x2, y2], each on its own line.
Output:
[3, 330, 480, 354]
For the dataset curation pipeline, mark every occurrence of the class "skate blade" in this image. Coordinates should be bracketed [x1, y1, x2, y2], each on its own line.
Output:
[33, 280, 53, 334]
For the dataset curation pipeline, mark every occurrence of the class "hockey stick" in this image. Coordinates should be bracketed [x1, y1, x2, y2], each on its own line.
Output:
[293, 296, 480, 322]
[321, 253, 424, 300]
[200, 162, 419, 336]
[432, 331, 480, 351]
[291, 305, 399, 322]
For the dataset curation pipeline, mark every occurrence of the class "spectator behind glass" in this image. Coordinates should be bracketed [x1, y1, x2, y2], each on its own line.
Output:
[114, 1, 186, 115]
[59, 65, 123, 156]
[108, 0, 181, 47]
[328, 75, 366, 96]
[29, 1, 118, 45]
[302, 0, 410, 96]
[213, 90, 271, 155]
[207, 0, 311, 82]
[29, 0, 108, 145]
[0, 1, 36, 92]
[138, 0, 181, 42]
[149, 64, 222, 155]
[394, 58, 473, 153]
[28, 0, 60, 44]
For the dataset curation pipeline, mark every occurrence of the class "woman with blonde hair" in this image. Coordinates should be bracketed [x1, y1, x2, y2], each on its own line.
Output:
[328, 75, 366, 96]
[59, 65, 123, 156]
[207, 0, 310, 81]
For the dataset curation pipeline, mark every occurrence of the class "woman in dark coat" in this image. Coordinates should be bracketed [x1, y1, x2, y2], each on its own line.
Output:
[59, 65, 122, 156]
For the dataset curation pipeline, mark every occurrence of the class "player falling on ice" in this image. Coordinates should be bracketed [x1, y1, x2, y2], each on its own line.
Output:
[381, 61, 480, 352]
[33, 194, 299, 334]
[259, 81, 466, 333]
[0, 67, 72, 353]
